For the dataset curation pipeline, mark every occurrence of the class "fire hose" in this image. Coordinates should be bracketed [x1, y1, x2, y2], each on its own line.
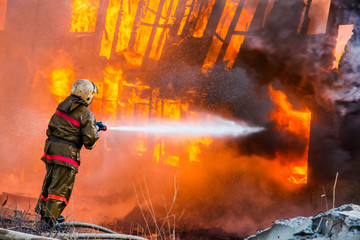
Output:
[45, 221, 148, 240]
[0, 222, 148, 240]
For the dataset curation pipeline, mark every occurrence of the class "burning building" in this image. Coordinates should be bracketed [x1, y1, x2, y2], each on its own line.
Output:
[0, 0, 359, 238]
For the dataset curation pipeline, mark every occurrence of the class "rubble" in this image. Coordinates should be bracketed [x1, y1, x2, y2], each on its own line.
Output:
[246, 204, 360, 240]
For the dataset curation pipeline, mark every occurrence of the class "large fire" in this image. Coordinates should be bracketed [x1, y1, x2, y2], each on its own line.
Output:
[203, 0, 261, 72]
[269, 85, 311, 184]
[70, 0, 99, 32]
[2, 0, 355, 237]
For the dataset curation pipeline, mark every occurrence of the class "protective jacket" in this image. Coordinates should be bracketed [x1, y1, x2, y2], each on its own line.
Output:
[41, 94, 99, 172]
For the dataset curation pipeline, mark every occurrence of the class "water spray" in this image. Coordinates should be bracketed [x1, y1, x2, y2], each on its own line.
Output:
[107, 116, 264, 137]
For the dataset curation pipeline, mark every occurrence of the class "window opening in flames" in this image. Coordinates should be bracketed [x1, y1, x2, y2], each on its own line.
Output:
[70, 0, 100, 33]
[202, 0, 260, 73]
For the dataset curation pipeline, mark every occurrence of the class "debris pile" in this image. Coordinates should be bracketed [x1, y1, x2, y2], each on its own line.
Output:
[247, 204, 360, 240]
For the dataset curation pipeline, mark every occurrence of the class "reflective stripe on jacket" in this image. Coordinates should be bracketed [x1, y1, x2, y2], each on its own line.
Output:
[41, 95, 99, 171]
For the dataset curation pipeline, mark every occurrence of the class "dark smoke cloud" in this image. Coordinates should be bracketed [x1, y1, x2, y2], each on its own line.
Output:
[203, 66, 273, 125]
[2, 0, 360, 238]
[306, 3, 360, 185]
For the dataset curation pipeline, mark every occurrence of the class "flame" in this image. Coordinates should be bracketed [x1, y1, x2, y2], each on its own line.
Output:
[223, 35, 245, 69]
[70, 0, 99, 32]
[269, 85, 311, 184]
[332, 24, 354, 69]
[163, 99, 181, 120]
[99, 0, 121, 59]
[103, 64, 153, 122]
[45, 1, 315, 179]
[149, 0, 179, 60]
[202, 0, 239, 73]
[102, 64, 124, 118]
[188, 138, 213, 162]
[288, 165, 307, 184]
[0, 0, 6, 30]
[177, 0, 192, 36]
[115, 0, 140, 53]
[49, 68, 74, 102]
[177, 0, 216, 38]
[136, 137, 147, 156]
[154, 141, 163, 163]
[202, 0, 260, 72]
[154, 140, 180, 167]
[121, 50, 144, 68]
[133, 0, 160, 60]
[101, 0, 180, 63]
[222, 3, 261, 68]
[193, 0, 215, 37]
[133, 0, 179, 62]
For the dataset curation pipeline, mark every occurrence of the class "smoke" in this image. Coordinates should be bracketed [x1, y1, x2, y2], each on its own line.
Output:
[1, 0, 360, 238]
[323, 31, 360, 114]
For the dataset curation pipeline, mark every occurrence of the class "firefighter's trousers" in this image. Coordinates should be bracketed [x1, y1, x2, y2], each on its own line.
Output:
[35, 163, 76, 219]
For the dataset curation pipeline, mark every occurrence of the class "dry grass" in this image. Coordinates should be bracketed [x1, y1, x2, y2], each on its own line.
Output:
[133, 175, 183, 240]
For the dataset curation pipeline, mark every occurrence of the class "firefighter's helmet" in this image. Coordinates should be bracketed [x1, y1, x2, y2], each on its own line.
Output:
[71, 79, 98, 105]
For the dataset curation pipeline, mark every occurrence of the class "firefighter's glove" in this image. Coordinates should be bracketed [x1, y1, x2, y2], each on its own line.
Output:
[96, 121, 107, 131]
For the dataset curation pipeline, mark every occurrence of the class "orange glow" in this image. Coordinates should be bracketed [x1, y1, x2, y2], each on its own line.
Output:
[132, 0, 179, 62]
[70, 0, 99, 32]
[234, 0, 260, 32]
[203, 36, 224, 74]
[223, 34, 245, 69]
[0, 0, 6, 30]
[192, 0, 216, 38]
[332, 24, 354, 69]
[149, 0, 179, 60]
[133, 0, 160, 61]
[91, 80, 104, 114]
[216, 0, 238, 40]
[177, 0, 192, 36]
[269, 86, 311, 136]
[149, 28, 168, 61]
[119, 84, 150, 120]
[223, 0, 260, 68]
[103, 65, 123, 117]
[2, 0, 333, 230]
[269, 85, 311, 184]
[121, 50, 144, 68]
[307, 0, 331, 35]
[164, 155, 180, 167]
[288, 165, 307, 184]
[202, 0, 259, 72]
[136, 137, 147, 156]
[154, 140, 180, 167]
[99, 0, 121, 59]
[100, 0, 181, 63]
[115, 0, 139, 53]
[163, 99, 181, 120]
[154, 141, 163, 163]
[202, 0, 239, 72]
[188, 138, 213, 162]
[102, 64, 154, 123]
[49, 68, 74, 102]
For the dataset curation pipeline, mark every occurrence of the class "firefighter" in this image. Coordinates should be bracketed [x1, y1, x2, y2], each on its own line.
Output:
[35, 79, 107, 229]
